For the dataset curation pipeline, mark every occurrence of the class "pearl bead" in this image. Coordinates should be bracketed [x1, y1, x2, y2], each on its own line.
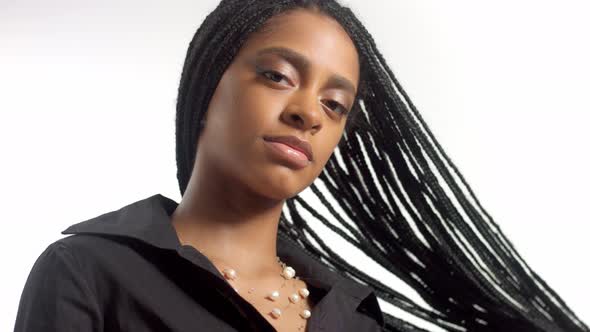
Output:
[298, 288, 309, 298]
[300, 309, 311, 319]
[282, 266, 295, 279]
[223, 268, 237, 280]
[267, 290, 280, 301]
[197, 253, 311, 328]
[270, 308, 282, 319]
[289, 293, 300, 303]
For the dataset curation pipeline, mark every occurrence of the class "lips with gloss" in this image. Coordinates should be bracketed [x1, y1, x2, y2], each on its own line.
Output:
[263, 140, 311, 169]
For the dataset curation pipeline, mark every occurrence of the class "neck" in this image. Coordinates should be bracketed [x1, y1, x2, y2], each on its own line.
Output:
[171, 165, 287, 281]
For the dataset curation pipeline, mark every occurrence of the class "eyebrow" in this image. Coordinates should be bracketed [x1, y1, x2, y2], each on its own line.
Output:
[255, 46, 357, 95]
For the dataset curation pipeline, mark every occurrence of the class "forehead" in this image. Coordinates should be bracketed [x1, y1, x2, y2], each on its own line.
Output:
[236, 9, 360, 88]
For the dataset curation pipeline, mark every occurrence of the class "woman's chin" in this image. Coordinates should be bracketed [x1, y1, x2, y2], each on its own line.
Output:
[248, 177, 308, 202]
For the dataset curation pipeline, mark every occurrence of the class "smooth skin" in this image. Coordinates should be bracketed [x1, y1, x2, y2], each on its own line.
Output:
[171, 8, 360, 330]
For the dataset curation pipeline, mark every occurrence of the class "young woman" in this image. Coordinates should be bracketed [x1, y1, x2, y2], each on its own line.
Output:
[14, 1, 589, 331]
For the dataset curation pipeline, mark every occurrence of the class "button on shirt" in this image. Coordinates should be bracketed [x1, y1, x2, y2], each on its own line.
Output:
[14, 193, 385, 331]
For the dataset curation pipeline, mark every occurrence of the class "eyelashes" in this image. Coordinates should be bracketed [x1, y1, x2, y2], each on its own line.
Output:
[258, 68, 350, 116]
[262, 70, 288, 84]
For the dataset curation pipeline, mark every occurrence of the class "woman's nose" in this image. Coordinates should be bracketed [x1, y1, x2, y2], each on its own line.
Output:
[280, 91, 323, 133]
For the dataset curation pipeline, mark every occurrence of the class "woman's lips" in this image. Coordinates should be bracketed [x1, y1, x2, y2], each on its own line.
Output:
[263, 140, 311, 169]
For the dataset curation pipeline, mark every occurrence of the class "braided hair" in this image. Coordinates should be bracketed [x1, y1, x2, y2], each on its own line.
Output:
[174, 1, 588, 331]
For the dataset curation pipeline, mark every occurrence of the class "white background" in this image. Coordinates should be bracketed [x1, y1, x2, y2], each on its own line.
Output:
[1, 0, 588, 330]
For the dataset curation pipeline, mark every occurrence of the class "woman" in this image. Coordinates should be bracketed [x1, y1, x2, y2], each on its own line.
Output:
[14, 1, 589, 331]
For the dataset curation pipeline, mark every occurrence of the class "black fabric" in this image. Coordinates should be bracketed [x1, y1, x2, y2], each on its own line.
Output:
[14, 193, 385, 331]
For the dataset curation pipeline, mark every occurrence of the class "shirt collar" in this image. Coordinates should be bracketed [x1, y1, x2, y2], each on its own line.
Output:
[61, 193, 384, 327]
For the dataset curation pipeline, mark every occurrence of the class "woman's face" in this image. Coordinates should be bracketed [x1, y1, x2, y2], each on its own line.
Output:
[194, 8, 360, 200]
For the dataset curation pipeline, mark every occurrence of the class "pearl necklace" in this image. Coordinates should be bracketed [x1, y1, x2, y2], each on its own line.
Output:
[194, 246, 312, 331]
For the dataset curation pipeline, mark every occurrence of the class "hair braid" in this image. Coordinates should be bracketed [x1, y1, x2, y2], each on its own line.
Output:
[175, 1, 589, 331]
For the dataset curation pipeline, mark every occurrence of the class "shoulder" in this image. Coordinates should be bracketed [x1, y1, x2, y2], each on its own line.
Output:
[48, 234, 125, 269]
[55, 233, 157, 274]
[23, 235, 113, 293]
[14, 237, 105, 331]
[27, 239, 81, 280]
[56, 232, 127, 255]
[26, 235, 107, 280]
[18, 234, 144, 306]
[26, 234, 146, 294]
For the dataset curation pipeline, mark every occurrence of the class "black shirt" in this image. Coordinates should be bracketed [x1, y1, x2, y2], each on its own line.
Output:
[14, 193, 385, 331]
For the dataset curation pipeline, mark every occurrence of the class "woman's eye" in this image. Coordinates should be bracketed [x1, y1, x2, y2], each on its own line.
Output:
[259, 68, 349, 116]
[262, 70, 288, 84]
[322, 99, 349, 115]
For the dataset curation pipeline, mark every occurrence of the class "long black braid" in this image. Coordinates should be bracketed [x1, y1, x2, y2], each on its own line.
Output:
[174, 1, 588, 331]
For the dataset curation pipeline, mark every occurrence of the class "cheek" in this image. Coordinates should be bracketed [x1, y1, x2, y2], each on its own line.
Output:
[208, 75, 267, 140]
[318, 139, 341, 167]
[228, 83, 285, 136]
[204, 73, 286, 165]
